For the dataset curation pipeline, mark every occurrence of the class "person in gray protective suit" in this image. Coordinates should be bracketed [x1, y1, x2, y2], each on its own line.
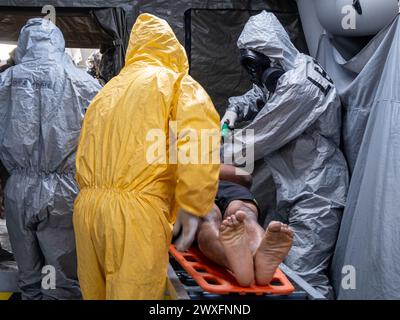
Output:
[221, 11, 349, 298]
[0, 18, 101, 299]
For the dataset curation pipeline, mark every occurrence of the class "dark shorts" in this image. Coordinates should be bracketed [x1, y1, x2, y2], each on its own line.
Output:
[215, 180, 259, 216]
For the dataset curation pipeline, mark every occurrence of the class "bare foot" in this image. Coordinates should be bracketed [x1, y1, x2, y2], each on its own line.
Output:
[254, 221, 293, 286]
[219, 211, 254, 287]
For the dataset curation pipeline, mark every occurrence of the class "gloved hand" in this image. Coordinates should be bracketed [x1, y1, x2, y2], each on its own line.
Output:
[220, 110, 238, 129]
[173, 210, 200, 252]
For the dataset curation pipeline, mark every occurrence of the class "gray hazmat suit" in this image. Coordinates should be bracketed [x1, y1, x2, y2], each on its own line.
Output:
[0, 18, 101, 299]
[224, 11, 349, 298]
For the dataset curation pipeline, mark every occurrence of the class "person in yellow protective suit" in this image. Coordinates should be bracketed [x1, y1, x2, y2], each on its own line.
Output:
[73, 13, 220, 300]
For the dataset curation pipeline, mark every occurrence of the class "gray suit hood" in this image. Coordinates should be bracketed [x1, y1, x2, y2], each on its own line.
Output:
[237, 11, 300, 71]
[15, 18, 65, 64]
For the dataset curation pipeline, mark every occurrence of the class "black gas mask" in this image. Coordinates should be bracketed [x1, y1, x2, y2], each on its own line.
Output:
[240, 49, 285, 93]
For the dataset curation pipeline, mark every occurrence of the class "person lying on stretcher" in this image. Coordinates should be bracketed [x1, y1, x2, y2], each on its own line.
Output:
[174, 164, 294, 287]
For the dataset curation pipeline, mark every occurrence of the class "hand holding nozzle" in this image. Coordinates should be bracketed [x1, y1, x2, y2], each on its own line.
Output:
[220, 110, 238, 130]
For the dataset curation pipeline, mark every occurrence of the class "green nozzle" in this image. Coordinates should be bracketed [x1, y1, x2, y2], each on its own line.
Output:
[221, 122, 230, 138]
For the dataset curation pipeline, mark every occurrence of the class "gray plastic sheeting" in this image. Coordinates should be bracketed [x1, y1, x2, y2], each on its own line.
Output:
[317, 15, 400, 299]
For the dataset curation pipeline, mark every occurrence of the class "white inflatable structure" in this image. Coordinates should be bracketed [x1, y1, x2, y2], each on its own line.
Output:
[315, 0, 398, 36]
[296, 0, 399, 56]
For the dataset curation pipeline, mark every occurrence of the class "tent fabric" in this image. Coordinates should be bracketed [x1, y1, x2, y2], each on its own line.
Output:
[0, 6, 129, 82]
[0, 9, 113, 47]
[0, 18, 101, 299]
[317, 14, 400, 299]
[92, 8, 129, 82]
[316, 26, 392, 173]
[0, 0, 298, 42]
[135, 0, 301, 43]
[0, 0, 128, 5]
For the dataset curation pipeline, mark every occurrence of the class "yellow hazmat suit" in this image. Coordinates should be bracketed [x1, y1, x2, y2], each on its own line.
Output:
[73, 13, 220, 300]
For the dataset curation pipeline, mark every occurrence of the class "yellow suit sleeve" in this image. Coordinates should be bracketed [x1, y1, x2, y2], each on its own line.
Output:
[173, 75, 220, 217]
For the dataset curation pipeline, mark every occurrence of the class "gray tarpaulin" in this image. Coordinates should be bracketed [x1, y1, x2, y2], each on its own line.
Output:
[317, 14, 400, 299]
[0, 0, 133, 22]
[0, 8, 112, 47]
[0, 6, 129, 80]
[92, 8, 129, 82]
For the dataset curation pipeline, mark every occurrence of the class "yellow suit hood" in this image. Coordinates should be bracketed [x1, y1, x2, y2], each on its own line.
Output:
[125, 13, 189, 74]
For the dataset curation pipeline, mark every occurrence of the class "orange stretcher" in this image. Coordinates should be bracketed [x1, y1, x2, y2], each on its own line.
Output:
[170, 244, 295, 296]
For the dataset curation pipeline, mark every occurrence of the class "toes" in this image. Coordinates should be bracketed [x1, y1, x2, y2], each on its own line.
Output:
[226, 216, 234, 227]
[221, 213, 246, 230]
[267, 221, 282, 233]
[235, 210, 247, 222]
[222, 216, 234, 229]
[220, 223, 227, 232]
[222, 218, 231, 228]
[230, 214, 240, 227]
[280, 224, 294, 237]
